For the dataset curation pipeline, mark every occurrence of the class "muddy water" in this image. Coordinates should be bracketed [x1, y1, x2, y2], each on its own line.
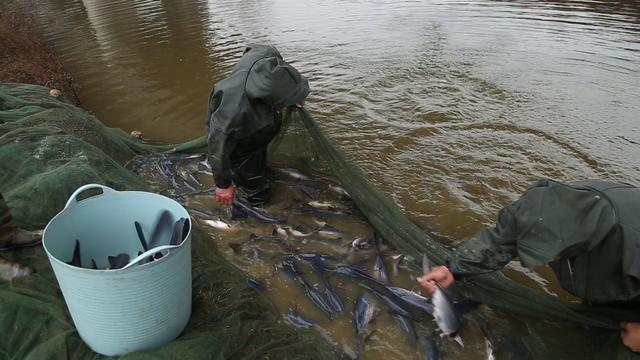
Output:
[129, 153, 587, 359]
[28, 0, 640, 357]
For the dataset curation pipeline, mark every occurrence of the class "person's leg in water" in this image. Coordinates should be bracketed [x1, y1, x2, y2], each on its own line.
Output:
[0, 193, 41, 281]
[230, 147, 271, 208]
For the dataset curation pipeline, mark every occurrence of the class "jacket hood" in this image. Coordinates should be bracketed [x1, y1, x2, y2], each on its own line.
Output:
[243, 45, 310, 106]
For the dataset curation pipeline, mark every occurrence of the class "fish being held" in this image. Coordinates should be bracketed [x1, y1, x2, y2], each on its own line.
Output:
[423, 254, 464, 347]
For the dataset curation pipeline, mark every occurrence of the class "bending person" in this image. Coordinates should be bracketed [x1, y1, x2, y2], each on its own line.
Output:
[417, 179, 640, 352]
[205, 44, 309, 206]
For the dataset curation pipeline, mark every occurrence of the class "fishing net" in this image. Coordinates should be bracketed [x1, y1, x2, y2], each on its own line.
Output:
[172, 106, 640, 358]
[1, 83, 637, 359]
[0, 83, 337, 359]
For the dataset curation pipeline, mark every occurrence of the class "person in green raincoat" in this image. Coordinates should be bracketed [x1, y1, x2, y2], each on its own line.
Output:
[205, 44, 309, 206]
[0, 193, 42, 281]
[417, 179, 640, 352]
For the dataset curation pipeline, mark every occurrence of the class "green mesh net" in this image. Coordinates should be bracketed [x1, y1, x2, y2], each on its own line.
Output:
[1, 83, 638, 359]
[0, 83, 337, 359]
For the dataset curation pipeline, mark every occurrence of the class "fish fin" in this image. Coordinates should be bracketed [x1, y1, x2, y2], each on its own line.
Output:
[453, 335, 464, 348]
[134, 221, 148, 250]
[422, 253, 432, 275]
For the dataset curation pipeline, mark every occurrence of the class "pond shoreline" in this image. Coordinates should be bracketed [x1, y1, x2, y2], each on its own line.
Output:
[0, 2, 80, 105]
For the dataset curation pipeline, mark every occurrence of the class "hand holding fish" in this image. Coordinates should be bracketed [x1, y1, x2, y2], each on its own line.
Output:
[621, 322, 640, 352]
[417, 266, 455, 295]
[215, 185, 236, 205]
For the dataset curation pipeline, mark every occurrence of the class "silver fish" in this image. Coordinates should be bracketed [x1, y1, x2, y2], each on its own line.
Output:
[355, 294, 375, 335]
[328, 184, 351, 199]
[308, 201, 342, 210]
[280, 168, 308, 180]
[273, 226, 289, 239]
[432, 287, 463, 347]
[373, 233, 389, 284]
[317, 223, 344, 240]
[201, 219, 231, 230]
[351, 237, 372, 250]
[286, 226, 313, 238]
[423, 254, 463, 346]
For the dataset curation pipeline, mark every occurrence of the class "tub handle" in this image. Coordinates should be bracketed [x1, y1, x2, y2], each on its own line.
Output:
[65, 184, 118, 209]
[120, 244, 179, 270]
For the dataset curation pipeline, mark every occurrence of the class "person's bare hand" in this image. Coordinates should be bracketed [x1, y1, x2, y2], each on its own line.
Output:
[416, 266, 455, 295]
[215, 185, 236, 206]
[621, 322, 640, 352]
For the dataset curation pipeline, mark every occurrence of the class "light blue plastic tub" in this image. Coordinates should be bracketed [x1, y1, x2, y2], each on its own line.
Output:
[43, 184, 192, 356]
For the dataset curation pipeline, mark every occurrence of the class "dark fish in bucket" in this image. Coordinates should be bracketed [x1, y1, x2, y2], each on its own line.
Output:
[108, 253, 131, 270]
[67, 239, 82, 267]
[134, 221, 149, 250]
[169, 218, 189, 246]
[148, 210, 174, 249]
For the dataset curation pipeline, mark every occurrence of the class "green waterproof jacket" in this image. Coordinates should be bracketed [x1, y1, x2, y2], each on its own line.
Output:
[205, 44, 310, 188]
[449, 179, 640, 304]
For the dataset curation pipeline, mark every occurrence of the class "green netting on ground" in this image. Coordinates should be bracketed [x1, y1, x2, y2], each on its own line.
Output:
[2, 82, 638, 359]
[0, 83, 337, 359]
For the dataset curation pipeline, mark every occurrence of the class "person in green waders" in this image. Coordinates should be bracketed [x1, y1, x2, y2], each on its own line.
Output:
[205, 44, 309, 206]
[0, 193, 42, 281]
[417, 179, 640, 352]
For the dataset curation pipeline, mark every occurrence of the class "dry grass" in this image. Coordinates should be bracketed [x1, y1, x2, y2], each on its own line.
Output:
[0, 2, 80, 105]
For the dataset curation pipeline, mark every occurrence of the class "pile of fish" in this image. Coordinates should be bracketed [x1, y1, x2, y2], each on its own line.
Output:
[66, 210, 189, 270]
[125, 153, 477, 359]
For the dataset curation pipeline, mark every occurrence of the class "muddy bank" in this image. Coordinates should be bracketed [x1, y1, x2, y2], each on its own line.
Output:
[0, 2, 80, 105]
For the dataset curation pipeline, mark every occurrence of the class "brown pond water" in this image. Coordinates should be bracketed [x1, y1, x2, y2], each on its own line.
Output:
[25, 0, 640, 358]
